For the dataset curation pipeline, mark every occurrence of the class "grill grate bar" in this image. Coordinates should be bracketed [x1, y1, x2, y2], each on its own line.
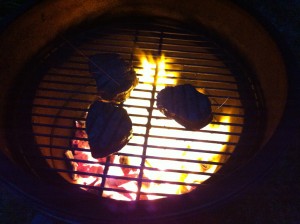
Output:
[47, 72, 94, 79]
[35, 96, 92, 104]
[136, 30, 164, 200]
[32, 99, 244, 114]
[32, 113, 85, 121]
[48, 168, 209, 187]
[87, 33, 210, 44]
[33, 130, 238, 146]
[32, 98, 245, 117]
[41, 80, 95, 87]
[212, 112, 243, 118]
[37, 144, 89, 153]
[66, 55, 234, 72]
[123, 154, 225, 166]
[86, 35, 220, 50]
[31, 111, 245, 126]
[37, 87, 96, 95]
[36, 89, 242, 101]
[36, 85, 241, 98]
[33, 95, 245, 116]
[73, 182, 204, 198]
[84, 39, 222, 53]
[134, 133, 238, 145]
[36, 143, 233, 156]
[32, 104, 88, 112]
[42, 71, 238, 87]
[76, 184, 187, 199]
[41, 155, 217, 176]
[65, 54, 235, 76]
[98, 156, 112, 197]
[37, 82, 239, 94]
[32, 122, 243, 136]
[41, 72, 239, 85]
[78, 45, 230, 67]
[64, 57, 236, 77]
[129, 144, 233, 155]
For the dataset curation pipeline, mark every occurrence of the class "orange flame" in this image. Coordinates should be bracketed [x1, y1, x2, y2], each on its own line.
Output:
[134, 52, 178, 88]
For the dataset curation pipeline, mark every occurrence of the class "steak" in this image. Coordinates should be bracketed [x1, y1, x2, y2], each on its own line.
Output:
[86, 101, 133, 158]
[89, 53, 138, 103]
[156, 84, 212, 130]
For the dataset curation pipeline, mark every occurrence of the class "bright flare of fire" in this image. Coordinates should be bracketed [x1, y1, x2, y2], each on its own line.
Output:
[134, 53, 178, 87]
[142, 116, 231, 199]
[69, 52, 233, 201]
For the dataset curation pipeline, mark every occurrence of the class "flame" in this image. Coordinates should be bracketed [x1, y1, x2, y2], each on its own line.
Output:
[134, 52, 178, 87]
[142, 116, 231, 197]
[70, 52, 234, 201]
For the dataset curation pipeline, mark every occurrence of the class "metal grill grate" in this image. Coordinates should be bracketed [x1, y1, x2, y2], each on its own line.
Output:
[29, 21, 249, 201]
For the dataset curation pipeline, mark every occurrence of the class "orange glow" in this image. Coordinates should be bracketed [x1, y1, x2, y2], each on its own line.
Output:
[141, 116, 231, 198]
[134, 52, 178, 87]
[70, 52, 234, 201]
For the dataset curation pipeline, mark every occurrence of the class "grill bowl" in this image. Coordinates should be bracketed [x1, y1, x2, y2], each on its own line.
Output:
[0, 1, 297, 223]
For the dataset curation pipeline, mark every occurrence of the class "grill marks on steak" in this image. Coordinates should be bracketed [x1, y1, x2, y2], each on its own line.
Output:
[89, 53, 138, 103]
[86, 53, 136, 158]
[86, 101, 133, 158]
[157, 84, 212, 130]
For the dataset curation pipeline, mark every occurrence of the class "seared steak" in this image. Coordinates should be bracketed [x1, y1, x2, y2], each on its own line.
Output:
[86, 101, 133, 158]
[89, 53, 138, 103]
[156, 84, 212, 130]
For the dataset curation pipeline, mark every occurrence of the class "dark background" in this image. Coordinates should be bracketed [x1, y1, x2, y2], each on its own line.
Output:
[0, 0, 299, 223]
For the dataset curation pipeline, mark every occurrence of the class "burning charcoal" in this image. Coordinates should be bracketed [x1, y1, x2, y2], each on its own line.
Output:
[119, 156, 137, 175]
[89, 53, 138, 103]
[86, 101, 133, 158]
[71, 120, 90, 152]
[156, 84, 212, 130]
[65, 150, 79, 180]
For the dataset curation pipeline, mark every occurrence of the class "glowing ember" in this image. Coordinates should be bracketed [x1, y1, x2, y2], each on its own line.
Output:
[67, 52, 233, 201]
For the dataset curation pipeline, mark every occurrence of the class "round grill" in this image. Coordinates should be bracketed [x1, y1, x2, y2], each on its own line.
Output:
[10, 19, 263, 202]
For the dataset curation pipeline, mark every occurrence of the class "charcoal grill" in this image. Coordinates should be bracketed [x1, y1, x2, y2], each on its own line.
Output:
[0, 0, 296, 223]
[21, 18, 262, 201]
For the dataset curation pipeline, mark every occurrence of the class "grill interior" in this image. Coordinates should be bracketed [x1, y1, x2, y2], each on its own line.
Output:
[9, 18, 264, 201]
